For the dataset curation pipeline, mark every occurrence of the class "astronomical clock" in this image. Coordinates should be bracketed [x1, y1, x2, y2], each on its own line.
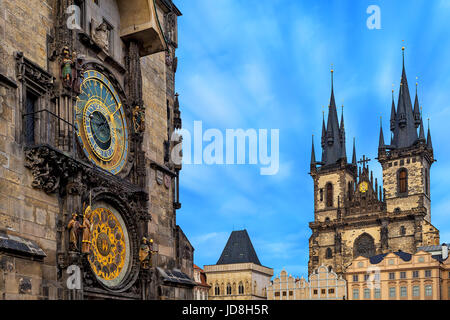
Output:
[75, 70, 129, 175]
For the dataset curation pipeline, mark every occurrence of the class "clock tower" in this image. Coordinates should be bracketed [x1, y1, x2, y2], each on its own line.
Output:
[0, 0, 194, 300]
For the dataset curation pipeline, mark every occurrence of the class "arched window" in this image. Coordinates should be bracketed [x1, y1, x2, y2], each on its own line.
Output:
[326, 183, 333, 207]
[326, 248, 333, 259]
[398, 168, 408, 194]
[320, 189, 324, 202]
[226, 283, 232, 295]
[425, 168, 429, 196]
[238, 282, 244, 295]
[353, 233, 375, 258]
[214, 285, 220, 296]
[325, 217, 330, 223]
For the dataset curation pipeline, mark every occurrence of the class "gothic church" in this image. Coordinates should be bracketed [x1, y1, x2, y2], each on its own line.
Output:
[309, 48, 440, 275]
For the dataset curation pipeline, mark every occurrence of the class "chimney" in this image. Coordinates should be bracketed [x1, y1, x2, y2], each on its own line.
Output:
[442, 244, 448, 260]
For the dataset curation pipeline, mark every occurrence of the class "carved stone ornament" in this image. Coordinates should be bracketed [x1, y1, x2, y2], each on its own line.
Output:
[15, 52, 54, 94]
[91, 20, 110, 53]
[156, 170, 163, 185]
[24, 146, 80, 194]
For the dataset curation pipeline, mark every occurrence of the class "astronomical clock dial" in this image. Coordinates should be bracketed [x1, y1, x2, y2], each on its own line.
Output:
[75, 70, 129, 175]
[359, 181, 369, 193]
[88, 205, 131, 288]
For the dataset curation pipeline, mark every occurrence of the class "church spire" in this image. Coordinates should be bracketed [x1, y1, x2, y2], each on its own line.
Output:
[390, 89, 396, 132]
[392, 46, 418, 149]
[311, 135, 316, 169]
[379, 117, 386, 149]
[352, 137, 357, 166]
[413, 80, 421, 128]
[427, 119, 433, 150]
[323, 67, 343, 166]
[340, 105, 347, 160]
[418, 115, 426, 142]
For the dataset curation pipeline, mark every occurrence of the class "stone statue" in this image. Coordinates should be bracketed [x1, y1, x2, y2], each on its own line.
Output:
[81, 205, 93, 254]
[72, 54, 85, 94]
[139, 238, 158, 269]
[61, 46, 74, 89]
[92, 20, 109, 52]
[67, 213, 80, 251]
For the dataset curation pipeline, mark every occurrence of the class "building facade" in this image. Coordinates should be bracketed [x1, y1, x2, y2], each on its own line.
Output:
[345, 248, 450, 300]
[266, 266, 346, 300]
[0, 0, 195, 300]
[309, 49, 439, 276]
[204, 230, 273, 300]
[193, 264, 210, 300]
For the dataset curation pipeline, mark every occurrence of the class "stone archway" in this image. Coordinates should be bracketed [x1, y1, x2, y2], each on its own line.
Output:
[353, 233, 375, 258]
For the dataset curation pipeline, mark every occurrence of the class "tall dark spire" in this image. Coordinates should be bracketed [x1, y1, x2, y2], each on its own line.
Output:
[379, 117, 386, 149]
[323, 68, 344, 166]
[427, 119, 433, 150]
[413, 81, 421, 128]
[391, 46, 418, 149]
[311, 135, 316, 168]
[352, 137, 357, 166]
[418, 116, 426, 142]
[340, 105, 346, 159]
[390, 89, 396, 132]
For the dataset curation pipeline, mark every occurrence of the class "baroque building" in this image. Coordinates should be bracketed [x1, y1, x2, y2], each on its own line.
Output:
[345, 247, 450, 300]
[204, 230, 273, 300]
[0, 0, 194, 300]
[266, 266, 347, 300]
[308, 48, 440, 276]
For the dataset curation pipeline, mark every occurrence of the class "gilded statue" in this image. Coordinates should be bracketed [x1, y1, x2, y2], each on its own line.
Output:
[67, 213, 80, 251]
[81, 205, 94, 254]
[139, 238, 158, 269]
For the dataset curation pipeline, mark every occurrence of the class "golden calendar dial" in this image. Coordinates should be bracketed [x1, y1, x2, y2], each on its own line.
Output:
[88, 206, 131, 288]
[74, 70, 129, 175]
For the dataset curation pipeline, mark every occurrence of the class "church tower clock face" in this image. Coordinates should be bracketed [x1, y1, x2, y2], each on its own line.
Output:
[75, 70, 129, 175]
[88, 204, 131, 289]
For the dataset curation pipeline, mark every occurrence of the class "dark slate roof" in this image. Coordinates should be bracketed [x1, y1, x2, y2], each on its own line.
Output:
[157, 268, 196, 286]
[217, 230, 261, 266]
[369, 251, 412, 264]
[0, 230, 46, 259]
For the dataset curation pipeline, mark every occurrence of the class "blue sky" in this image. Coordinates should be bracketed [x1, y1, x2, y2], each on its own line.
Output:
[174, 0, 450, 279]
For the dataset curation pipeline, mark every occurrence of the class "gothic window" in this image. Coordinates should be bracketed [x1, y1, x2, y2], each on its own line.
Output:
[325, 217, 330, 223]
[226, 283, 232, 295]
[214, 285, 220, 296]
[353, 233, 375, 258]
[238, 282, 244, 295]
[326, 248, 333, 259]
[398, 168, 408, 195]
[320, 189, 323, 202]
[425, 168, 429, 196]
[326, 183, 333, 207]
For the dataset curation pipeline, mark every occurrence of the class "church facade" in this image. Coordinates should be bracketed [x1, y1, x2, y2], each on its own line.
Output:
[0, 0, 194, 300]
[308, 49, 440, 276]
